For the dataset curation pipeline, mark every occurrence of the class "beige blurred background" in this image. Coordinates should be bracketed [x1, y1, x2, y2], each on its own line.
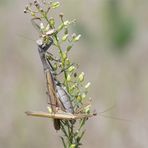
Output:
[0, 0, 148, 147]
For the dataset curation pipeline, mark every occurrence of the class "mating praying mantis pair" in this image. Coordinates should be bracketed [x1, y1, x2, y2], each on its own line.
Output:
[25, 18, 96, 130]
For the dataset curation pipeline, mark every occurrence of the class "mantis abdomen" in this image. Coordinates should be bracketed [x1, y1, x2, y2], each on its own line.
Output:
[56, 85, 74, 114]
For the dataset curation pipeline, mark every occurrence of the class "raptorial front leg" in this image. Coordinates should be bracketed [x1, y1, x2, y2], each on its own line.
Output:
[31, 17, 43, 34]
[25, 110, 96, 120]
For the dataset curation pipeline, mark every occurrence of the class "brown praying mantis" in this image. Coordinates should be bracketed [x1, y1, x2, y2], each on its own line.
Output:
[25, 25, 96, 130]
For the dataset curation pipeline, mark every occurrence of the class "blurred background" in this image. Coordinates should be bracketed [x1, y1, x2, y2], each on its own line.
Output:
[0, 0, 148, 147]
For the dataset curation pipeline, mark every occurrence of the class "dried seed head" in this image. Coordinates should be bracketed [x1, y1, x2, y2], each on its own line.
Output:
[40, 8, 44, 12]
[74, 73, 77, 77]
[29, 2, 33, 6]
[24, 9, 27, 13]
[34, 0, 38, 4]
[34, 0, 40, 7]
[59, 13, 64, 18]
[25, 5, 29, 10]
[72, 33, 76, 38]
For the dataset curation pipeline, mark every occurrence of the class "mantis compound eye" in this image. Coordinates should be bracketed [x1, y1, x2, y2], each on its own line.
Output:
[36, 38, 43, 46]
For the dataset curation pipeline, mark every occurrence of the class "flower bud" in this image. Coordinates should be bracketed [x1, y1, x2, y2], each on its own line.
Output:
[49, 17, 55, 27]
[47, 106, 52, 113]
[51, 2, 60, 9]
[68, 66, 75, 72]
[85, 82, 91, 89]
[62, 34, 69, 41]
[59, 13, 64, 18]
[67, 74, 71, 81]
[78, 72, 85, 82]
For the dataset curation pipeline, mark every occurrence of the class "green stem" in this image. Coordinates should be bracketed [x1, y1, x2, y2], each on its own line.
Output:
[37, 6, 85, 148]
[54, 34, 70, 92]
